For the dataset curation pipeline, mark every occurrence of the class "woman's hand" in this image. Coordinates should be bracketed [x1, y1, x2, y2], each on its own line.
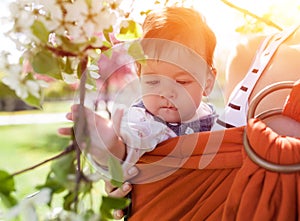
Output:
[105, 165, 138, 219]
[105, 180, 133, 220]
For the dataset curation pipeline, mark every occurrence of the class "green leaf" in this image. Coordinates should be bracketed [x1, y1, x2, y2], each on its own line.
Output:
[62, 180, 93, 211]
[31, 20, 50, 43]
[102, 48, 113, 59]
[31, 50, 61, 79]
[100, 196, 130, 220]
[50, 153, 75, 186]
[63, 191, 76, 211]
[108, 156, 123, 188]
[24, 92, 43, 109]
[37, 172, 65, 194]
[62, 57, 74, 75]
[0, 192, 17, 208]
[0, 170, 15, 194]
[59, 35, 82, 53]
[102, 40, 112, 49]
[128, 41, 146, 64]
[80, 180, 93, 194]
[103, 26, 114, 42]
[84, 209, 97, 220]
[117, 20, 142, 40]
[85, 73, 97, 90]
[0, 170, 17, 208]
[76, 60, 86, 79]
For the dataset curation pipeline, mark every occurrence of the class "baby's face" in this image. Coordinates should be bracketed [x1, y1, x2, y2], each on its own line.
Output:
[140, 60, 205, 123]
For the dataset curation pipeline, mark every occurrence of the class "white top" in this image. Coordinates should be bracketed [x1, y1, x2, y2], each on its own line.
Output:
[89, 101, 216, 180]
[120, 102, 215, 172]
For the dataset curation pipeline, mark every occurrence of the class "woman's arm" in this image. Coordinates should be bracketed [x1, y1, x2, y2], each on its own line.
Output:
[225, 28, 300, 114]
[224, 35, 265, 101]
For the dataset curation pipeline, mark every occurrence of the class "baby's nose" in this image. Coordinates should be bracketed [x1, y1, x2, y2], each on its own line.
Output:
[159, 81, 178, 99]
[160, 88, 176, 99]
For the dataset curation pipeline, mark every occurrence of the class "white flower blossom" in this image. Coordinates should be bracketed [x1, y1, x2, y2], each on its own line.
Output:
[88, 64, 100, 79]
[2, 69, 46, 99]
[0, 52, 10, 70]
[46, 207, 99, 221]
[2, 71, 28, 99]
[62, 73, 78, 84]
[8, 1, 38, 45]
[38, 1, 64, 33]
[5, 188, 51, 221]
[64, 0, 120, 43]
[2, 0, 140, 102]
[25, 80, 41, 98]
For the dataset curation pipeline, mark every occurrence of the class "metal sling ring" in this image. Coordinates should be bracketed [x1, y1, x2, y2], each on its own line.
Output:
[244, 81, 300, 173]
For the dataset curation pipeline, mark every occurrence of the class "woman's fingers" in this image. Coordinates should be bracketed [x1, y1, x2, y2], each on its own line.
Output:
[113, 209, 125, 220]
[105, 181, 132, 197]
[105, 182, 133, 220]
[103, 166, 139, 219]
[123, 166, 139, 181]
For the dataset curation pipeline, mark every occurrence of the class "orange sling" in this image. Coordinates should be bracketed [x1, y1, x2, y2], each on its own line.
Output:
[129, 80, 300, 221]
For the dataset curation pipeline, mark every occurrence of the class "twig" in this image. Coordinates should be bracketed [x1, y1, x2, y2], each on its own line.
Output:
[46, 45, 110, 58]
[73, 141, 82, 212]
[72, 56, 89, 211]
[10, 144, 75, 177]
[220, 0, 283, 31]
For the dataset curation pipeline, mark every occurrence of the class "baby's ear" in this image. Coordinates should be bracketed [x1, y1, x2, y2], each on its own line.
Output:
[135, 62, 142, 76]
[203, 70, 216, 96]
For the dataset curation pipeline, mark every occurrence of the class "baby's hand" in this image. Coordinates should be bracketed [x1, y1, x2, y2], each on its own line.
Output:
[59, 104, 126, 166]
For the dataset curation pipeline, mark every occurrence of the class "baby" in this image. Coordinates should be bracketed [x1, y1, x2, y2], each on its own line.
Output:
[109, 7, 218, 173]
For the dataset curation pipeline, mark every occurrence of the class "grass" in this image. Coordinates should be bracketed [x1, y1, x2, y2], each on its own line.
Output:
[0, 122, 109, 220]
[0, 100, 74, 116]
[0, 121, 110, 219]
[0, 99, 110, 220]
[0, 101, 74, 216]
[0, 123, 72, 198]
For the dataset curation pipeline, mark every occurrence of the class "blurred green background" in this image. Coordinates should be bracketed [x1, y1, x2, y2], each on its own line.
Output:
[0, 101, 73, 199]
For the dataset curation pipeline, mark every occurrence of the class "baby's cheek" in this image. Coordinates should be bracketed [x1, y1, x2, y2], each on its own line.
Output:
[178, 101, 198, 119]
[142, 97, 158, 114]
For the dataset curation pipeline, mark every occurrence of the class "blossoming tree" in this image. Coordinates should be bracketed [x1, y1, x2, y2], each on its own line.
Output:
[0, 0, 150, 220]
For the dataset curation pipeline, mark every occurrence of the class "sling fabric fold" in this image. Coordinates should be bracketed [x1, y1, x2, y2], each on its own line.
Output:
[283, 79, 300, 123]
[130, 127, 244, 220]
[223, 80, 300, 221]
[223, 118, 300, 221]
[128, 81, 300, 220]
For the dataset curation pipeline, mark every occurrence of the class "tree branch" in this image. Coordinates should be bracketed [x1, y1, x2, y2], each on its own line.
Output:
[220, 0, 283, 31]
[72, 56, 89, 211]
[46, 45, 110, 58]
[10, 144, 75, 177]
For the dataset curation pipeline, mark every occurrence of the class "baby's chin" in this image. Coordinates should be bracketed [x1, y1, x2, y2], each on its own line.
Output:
[157, 109, 181, 123]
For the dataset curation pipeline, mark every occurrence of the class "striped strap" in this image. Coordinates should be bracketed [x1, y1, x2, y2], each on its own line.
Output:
[216, 24, 300, 129]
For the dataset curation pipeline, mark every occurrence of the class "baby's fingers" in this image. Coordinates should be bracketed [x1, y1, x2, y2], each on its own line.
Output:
[112, 108, 124, 136]
[57, 127, 73, 136]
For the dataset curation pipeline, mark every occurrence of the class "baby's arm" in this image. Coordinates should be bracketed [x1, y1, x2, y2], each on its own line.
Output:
[59, 104, 140, 182]
[68, 104, 126, 166]
[120, 107, 176, 172]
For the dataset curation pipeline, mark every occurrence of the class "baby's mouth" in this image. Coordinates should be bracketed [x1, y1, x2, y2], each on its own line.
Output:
[161, 105, 177, 111]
